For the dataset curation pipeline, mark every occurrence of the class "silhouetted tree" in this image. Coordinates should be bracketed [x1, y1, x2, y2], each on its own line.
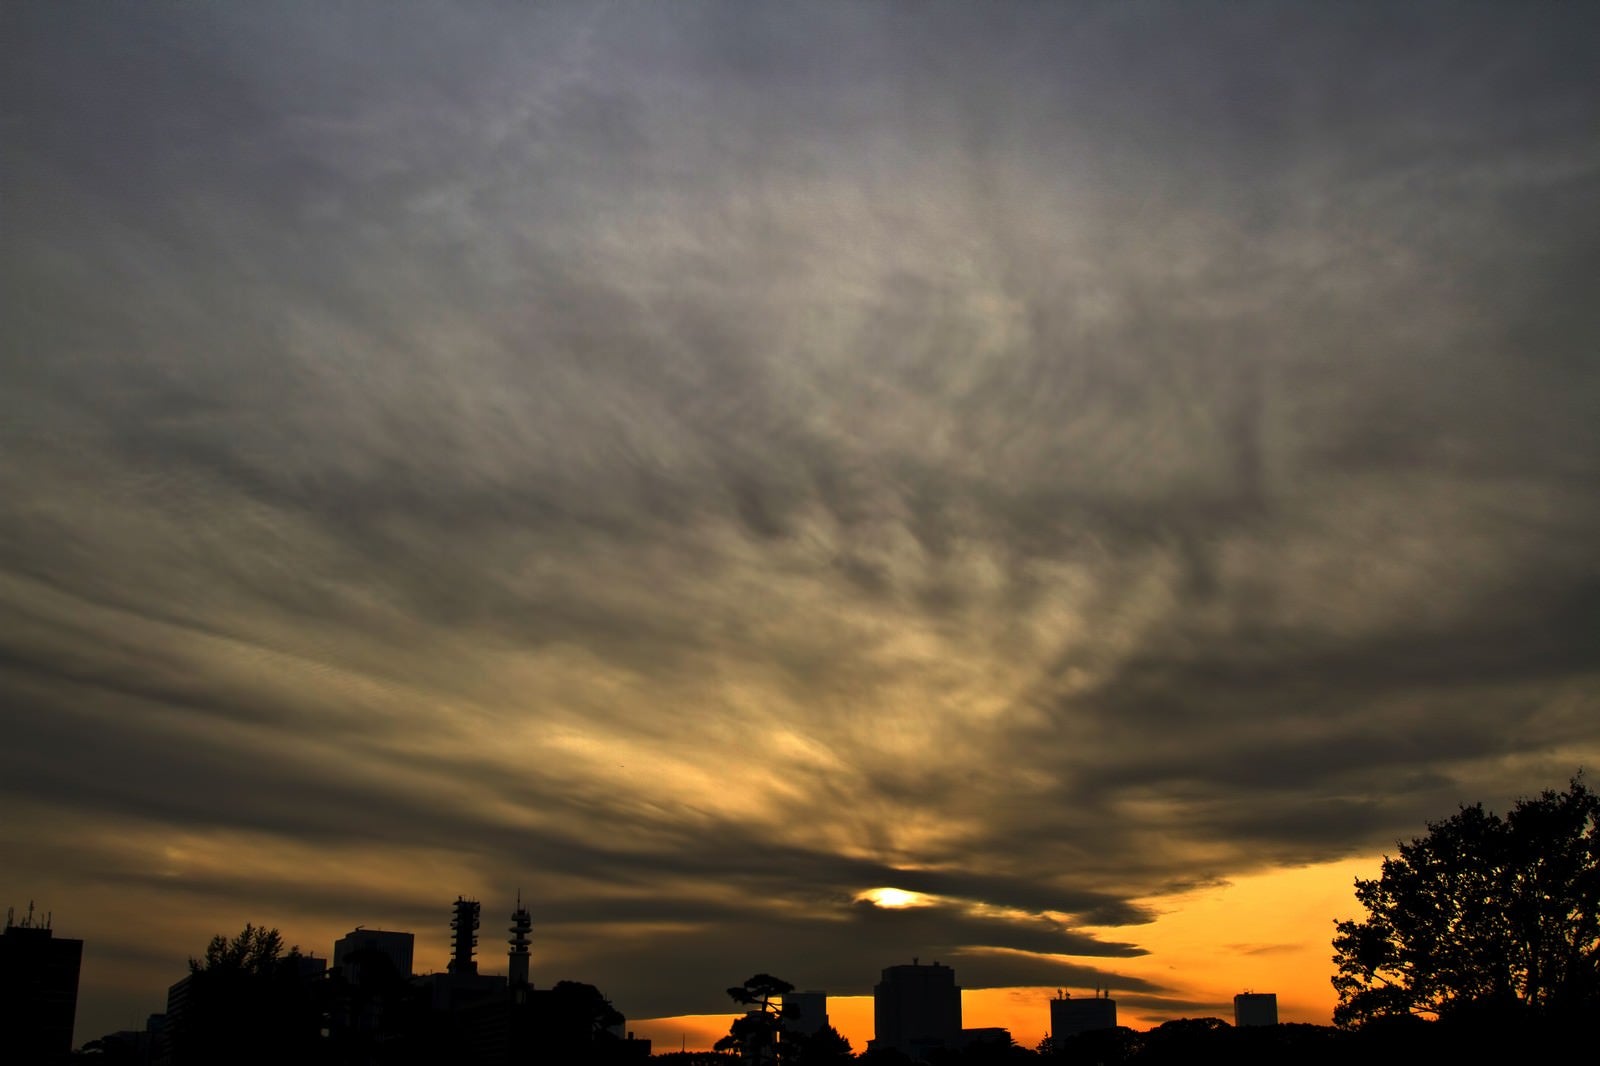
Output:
[1134, 1018, 1231, 1064]
[725, 973, 795, 1016]
[194, 923, 285, 975]
[714, 1012, 774, 1060]
[927, 1030, 1036, 1064]
[526, 979, 638, 1064]
[1037, 1025, 1140, 1064]
[1332, 776, 1600, 1027]
[716, 974, 794, 1061]
[786, 1023, 853, 1065]
[173, 923, 326, 1066]
[548, 979, 626, 1036]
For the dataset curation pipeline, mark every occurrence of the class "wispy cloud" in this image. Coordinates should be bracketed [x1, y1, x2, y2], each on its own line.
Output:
[4, 0, 1598, 1041]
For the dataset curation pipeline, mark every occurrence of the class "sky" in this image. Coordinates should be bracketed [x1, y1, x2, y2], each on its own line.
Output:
[3, 0, 1598, 1051]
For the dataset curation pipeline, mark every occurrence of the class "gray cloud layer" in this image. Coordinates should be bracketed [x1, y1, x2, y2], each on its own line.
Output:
[3, 0, 1598, 1039]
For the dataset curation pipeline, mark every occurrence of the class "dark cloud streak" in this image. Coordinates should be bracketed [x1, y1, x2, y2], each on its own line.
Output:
[3, 0, 1599, 1041]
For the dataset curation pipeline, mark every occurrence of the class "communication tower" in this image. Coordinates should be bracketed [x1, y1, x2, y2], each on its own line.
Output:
[448, 897, 480, 976]
[508, 892, 532, 989]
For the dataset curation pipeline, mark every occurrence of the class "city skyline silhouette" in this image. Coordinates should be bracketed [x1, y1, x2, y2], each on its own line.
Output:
[4, 1, 1599, 1057]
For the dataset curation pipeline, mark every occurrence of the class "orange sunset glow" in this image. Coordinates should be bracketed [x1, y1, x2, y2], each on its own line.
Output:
[632, 857, 1378, 1051]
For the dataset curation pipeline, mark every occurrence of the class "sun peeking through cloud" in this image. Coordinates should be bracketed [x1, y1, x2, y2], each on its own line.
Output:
[857, 887, 934, 909]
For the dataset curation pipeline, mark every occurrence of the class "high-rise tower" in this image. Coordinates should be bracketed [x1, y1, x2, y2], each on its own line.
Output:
[508, 893, 532, 989]
[1234, 992, 1278, 1026]
[448, 897, 481, 977]
[869, 959, 961, 1058]
[1050, 988, 1117, 1038]
[1, 903, 83, 1061]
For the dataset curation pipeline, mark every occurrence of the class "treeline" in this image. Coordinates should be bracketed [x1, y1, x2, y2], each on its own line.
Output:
[662, 1012, 1592, 1066]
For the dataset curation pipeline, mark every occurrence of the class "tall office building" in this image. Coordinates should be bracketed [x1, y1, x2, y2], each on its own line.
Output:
[1050, 988, 1117, 1038]
[870, 960, 961, 1059]
[333, 927, 415, 980]
[1233, 992, 1278, 1027]
[781, 990, 829, 1036]
[0, 904, 83, 1062]
[160, 972, 192, 1065]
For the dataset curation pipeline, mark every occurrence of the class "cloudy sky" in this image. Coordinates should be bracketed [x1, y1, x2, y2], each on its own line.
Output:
[4, 0, 1598, 1049]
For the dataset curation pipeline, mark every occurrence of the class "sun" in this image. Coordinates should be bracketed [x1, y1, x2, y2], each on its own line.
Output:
[858, 887, 931, 909]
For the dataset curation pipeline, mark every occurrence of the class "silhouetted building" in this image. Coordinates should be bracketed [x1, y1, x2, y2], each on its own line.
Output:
[869, 959, 961, 1060]
[0, 904, 82, 1063]
[156, 974, 191, 1066]
[86, 1016, 167, 1066]
[1234, 992, 1278, 1026]
[1051, 988, 1117, 1037]
[959, 1026, 1012, 1050]
[333, 926, 414, 980]
[291, 953, 328, 980]
[782, 990, 829, 1036]
[142, 1013, 167, 1066]
[85, 1026, 156, 1064]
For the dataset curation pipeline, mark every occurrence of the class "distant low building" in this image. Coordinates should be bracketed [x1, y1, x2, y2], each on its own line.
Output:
[0, 904, 83, 1063]
[1234, 992, 1278, 1027]
[781, 990, 829, 1037]
[959, 1026, 1013, 1050]
[333, 927, 415, 980]
[1051, 988, 1117, 1038]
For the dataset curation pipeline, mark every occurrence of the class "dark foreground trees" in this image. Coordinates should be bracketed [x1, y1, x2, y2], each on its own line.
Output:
[173, 924, 326, 1065]
[713, 974, 852, 1063]
[1331, 776, 1600, 1027]
[716, 973, 793, 1060]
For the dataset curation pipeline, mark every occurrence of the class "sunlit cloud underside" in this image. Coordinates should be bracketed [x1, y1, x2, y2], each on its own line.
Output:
[2, 0, 1598, 1045]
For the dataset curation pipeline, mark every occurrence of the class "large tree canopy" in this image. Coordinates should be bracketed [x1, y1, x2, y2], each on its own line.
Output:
[177, 924, 322, 1065]
[191, 923, 288, 977]
[1332, 777, 1600, 1026]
